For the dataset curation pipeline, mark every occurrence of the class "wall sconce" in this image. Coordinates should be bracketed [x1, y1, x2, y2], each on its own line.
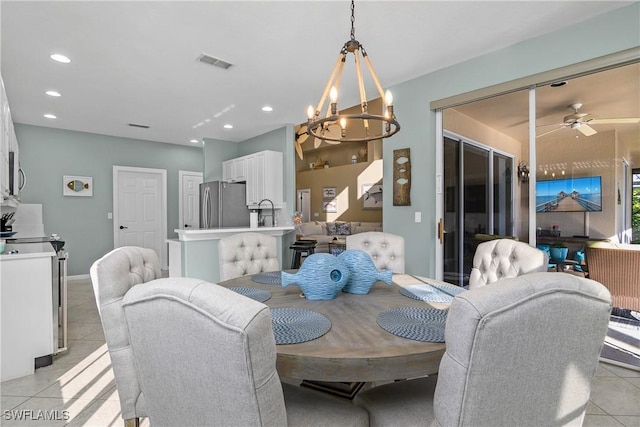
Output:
[518, 161, 530, 184]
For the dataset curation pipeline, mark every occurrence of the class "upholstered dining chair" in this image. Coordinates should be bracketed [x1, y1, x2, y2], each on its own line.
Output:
[468, 238, 549, 290]
[354, 272, 612, 427]
[89, 246, 162, 427]
[121, 277, 369, 426]
[346, 231, 405, 273]
[218, 232, 280, 281]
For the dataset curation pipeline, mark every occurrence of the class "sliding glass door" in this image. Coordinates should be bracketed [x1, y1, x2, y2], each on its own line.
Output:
[443, 134, 514, 287]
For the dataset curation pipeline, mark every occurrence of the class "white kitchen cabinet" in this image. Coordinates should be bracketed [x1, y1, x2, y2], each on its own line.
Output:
[1, 73, 19, 206]
[222, 157, 248, 183]
[222, 159, 234, 182]
[246, 150, 283, 208]
[1, 246, 55, 381]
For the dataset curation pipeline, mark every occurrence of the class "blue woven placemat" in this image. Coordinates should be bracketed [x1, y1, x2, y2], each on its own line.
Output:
[399, 283, 466, 303]
[229, 287, 271, 303]
[251, 271, 282, 285]
[377, 307, 447, 342]
[270, 308, 331, 345]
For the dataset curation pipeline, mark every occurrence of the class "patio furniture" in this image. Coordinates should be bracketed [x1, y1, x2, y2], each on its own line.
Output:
[585, 242, 640, 311]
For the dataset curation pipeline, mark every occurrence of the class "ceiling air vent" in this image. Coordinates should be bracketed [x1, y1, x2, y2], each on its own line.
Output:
[128, 123, 150, 129]
[196, 53, 233, 70]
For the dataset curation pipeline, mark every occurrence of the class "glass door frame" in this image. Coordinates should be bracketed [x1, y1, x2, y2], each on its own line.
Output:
[440, 130, 516, 285]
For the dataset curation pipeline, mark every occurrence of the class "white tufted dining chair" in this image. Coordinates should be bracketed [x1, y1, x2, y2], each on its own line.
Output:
[89, 246, 162, 427]
[218, 232, 280, 281]
[468, 239, 549, 290]
[353, 272, 612, 427]
[346, 231, 405, 273]
[121, 278, 369, 426]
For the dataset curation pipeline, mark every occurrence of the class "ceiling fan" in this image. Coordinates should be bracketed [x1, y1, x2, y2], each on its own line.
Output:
[537, 102, 640, 138]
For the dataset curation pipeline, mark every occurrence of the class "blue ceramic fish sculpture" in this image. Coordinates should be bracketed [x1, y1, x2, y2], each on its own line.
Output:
[338, 249, 393, 294]
[281, 253, 350, 300]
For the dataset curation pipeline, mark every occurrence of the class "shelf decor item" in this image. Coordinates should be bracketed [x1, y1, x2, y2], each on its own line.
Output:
[281, 253, 350, 300]
[338, 249, 392, 294]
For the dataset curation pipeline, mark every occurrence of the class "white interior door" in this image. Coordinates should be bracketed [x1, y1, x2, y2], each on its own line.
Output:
[179, 171, 203, 229]
[113, 166, 167, 268]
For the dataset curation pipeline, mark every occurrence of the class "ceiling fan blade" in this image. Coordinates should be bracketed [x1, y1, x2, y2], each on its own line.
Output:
[323, 123, 341, 143]
[588, 117, 640, 125]
[297, 132, 309, 144]
[295, 141, 304, 160]
[578, 124, 597, 136]
[537, 126, 566, 138]
[536, 123, 565, 128]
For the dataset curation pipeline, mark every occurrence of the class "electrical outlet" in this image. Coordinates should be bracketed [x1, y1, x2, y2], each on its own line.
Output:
[107, 212, 113, 220]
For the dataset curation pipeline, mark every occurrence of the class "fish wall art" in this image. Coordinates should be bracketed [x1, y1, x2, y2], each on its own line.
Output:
[63, 175, 93, 197]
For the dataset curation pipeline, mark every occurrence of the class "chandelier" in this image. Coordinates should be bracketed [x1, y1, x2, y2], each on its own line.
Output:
[302, 0, 400, 155]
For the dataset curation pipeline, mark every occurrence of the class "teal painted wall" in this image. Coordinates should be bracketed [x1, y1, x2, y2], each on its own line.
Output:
[202, 137, 238, 181]
[15, 124, 203, 276]
[384, 3, 640, 277]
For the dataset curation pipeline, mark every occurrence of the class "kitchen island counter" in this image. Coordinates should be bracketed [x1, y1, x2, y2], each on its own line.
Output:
[169, 226, 295, 282]
[175, 226, 294, 241]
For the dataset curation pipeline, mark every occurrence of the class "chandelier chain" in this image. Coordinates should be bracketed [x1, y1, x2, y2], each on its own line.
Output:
[350, 0, 356, 40]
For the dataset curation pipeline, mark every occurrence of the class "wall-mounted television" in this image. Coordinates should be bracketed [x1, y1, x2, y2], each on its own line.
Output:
[536, 176, 602, 213]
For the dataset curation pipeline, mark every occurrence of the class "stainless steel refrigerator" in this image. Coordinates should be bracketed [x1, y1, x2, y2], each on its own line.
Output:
[199, 181, 250, 228]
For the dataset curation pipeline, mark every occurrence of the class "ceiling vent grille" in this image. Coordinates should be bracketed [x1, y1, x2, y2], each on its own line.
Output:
[196, 53, 233, 70]
[128, 123, 150, 129]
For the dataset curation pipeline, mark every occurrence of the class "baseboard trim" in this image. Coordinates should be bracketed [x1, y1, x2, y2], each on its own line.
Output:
[68, 274, 90, 281]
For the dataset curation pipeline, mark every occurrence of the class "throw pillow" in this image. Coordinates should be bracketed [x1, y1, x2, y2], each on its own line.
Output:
[335, 222, 351, 235]
[325, 222, 338, 235]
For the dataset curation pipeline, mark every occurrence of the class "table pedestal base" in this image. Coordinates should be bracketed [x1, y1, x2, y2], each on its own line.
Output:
[301, 381, 366, 400]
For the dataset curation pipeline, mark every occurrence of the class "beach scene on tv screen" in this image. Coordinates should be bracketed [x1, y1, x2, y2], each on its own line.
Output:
[536, 176, 602, 213]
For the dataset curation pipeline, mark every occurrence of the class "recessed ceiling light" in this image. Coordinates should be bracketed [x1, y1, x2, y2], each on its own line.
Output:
[262, 105, 273, 112]
[45, 90, 61, 97]
[43, 113, 57, 119]
[190, 139, 199, 144]
[50, 54, 71, 63]
[223, 124, 233, 129]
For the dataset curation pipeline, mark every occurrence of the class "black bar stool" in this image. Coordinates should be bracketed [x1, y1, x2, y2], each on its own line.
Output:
[290, 240, 317, 269]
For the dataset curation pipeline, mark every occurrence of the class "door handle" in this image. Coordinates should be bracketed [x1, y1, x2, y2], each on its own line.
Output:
[119, 225, 128, 229]
[437, 218, 444, 244]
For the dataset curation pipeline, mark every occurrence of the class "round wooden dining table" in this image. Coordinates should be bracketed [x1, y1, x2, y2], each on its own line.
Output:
[218, 273, 450, 383]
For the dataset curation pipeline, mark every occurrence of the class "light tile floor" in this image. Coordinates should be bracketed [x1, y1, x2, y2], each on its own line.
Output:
[1, 278, 639, 426]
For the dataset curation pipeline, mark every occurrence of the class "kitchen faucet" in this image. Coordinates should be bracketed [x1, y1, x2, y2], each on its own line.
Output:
[258, 199, 275, 227]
